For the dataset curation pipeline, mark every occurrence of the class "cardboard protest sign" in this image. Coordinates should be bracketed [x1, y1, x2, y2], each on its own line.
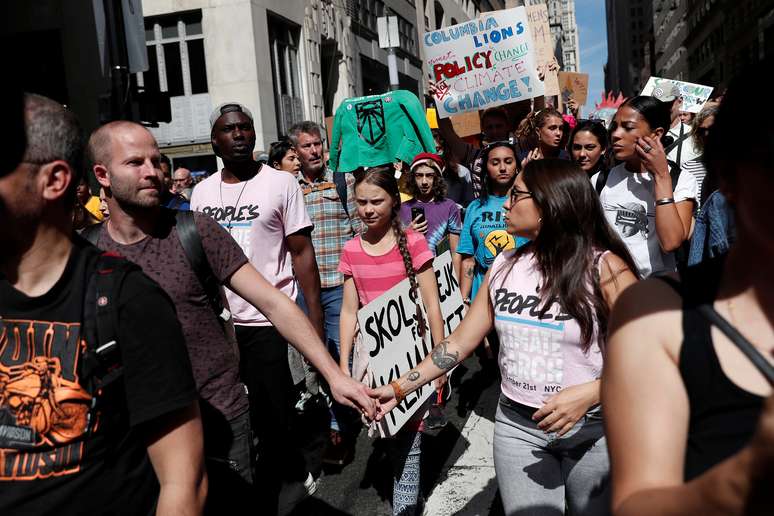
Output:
[358, 280, 434, 437]
[450, 111, 482, 137]
[641, 77, 713, 113]
[424, 7, 544, 118]
[357, 251, 465, 436]
[559, 71, 589, 106]
[433, 251, 466, 337]
[525, 3, 560, 97]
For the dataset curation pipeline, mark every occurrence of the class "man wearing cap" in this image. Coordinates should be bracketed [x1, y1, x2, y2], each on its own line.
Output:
[651, 81, 700, 166]
[399, 153, 462, 275]
[191, 104, 327, 512]
[287, 120, 362, 466]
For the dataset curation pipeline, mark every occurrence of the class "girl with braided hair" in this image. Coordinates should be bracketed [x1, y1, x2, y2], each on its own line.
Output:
[338, 166, 445, 515]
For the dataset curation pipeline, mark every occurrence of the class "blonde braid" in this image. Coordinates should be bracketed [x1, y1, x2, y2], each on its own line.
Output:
[392, 216, 426, 337]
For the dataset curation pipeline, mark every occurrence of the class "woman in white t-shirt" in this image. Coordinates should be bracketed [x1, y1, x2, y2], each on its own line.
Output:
[592, 96, 698, 276]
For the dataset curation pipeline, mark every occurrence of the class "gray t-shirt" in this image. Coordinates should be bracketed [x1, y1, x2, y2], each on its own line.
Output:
[95, 209, 249, 420]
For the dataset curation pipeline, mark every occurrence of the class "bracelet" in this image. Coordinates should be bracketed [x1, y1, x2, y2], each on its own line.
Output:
[655, 197, 675, 206]
[390, 380, 406, 404]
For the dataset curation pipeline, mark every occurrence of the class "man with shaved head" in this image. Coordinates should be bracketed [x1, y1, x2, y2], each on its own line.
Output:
[1, 95, 206, 514]
[86, 120, 375, 512]
[172, 167, 194, 200]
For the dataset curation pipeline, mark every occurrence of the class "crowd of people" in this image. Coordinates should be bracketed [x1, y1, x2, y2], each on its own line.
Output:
[1, 57, 772, 516]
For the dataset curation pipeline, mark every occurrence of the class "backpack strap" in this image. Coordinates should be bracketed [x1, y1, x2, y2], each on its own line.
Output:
[81, 252, 133, 399]
[594, 168, 611, 195]
[332, 171, 350, 217]
[174, 210, 230, 323]
[80, 222, 103, 246]
[657, 274, 774, 386]
[664, 124, 690, 164]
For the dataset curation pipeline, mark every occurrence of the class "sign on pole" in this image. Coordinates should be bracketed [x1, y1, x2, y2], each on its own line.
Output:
[641, 77, 714, 113]
[423, 7, 545, 118]
[358, 251, 465, 436]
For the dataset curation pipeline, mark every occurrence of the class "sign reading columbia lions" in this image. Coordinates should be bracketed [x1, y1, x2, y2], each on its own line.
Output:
[424, 7, 544, 118]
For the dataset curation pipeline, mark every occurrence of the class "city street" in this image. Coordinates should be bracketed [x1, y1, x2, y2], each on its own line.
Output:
[291, 355, 505, 516]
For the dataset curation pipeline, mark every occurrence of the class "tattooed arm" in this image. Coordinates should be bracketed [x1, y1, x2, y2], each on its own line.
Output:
[369, 271, 496, 417]
[459, 255, 475, 302]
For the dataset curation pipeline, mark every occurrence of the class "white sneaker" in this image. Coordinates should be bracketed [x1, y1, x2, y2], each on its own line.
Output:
[277, 473, 317, 516]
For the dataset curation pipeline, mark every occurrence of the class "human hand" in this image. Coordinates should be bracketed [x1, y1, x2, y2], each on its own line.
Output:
[434, 373, 447, 393]
[635, 135, 670, 180]
[329, 372, 377, 420]
[427, 80, 439, 97]
[369, 384, 399, 421]
[532, 381, 599, 436]
[567, 98, 580, 118]
[537, 63, 547, 82]
[410, 215, 428, 234]
[521, 148, 542, 169]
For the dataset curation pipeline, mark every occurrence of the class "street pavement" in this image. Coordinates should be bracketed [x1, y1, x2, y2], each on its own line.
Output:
[289, 355, 505, 516]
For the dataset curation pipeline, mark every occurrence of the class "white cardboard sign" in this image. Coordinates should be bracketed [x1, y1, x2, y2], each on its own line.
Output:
[357, 251, 465, 436]
[641, 77, 714, 113]
[424, 6, 544, 118]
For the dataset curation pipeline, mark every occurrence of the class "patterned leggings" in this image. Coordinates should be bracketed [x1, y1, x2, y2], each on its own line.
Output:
[390, 430, 422, 516]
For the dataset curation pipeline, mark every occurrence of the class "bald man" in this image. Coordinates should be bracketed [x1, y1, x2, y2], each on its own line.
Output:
[86, 120, 376, 512]
[172, 167, 194, 200]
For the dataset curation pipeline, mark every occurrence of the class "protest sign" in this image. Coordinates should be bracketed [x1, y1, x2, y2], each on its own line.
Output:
[358, 280, 434, 437]
[424, 7, 544, 118]
[559, 71, 589, 106]
[357, 251, 465, 436]
[450, 111, 482, 137]
[641, 77, 713, 113]
[433, 251, 466, 336]
[525, 3, 560, 97]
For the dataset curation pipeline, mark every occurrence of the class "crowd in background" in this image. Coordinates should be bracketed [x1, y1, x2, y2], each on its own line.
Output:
[2, 56, 773, 516]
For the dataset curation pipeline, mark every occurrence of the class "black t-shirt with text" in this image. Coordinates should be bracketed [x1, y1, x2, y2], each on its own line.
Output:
[0, 237, 197, 515]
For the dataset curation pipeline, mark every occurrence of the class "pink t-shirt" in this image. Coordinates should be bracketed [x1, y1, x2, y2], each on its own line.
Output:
[191, 165, 312, 326]
[338, 230, 433, 306]
[488, 250, 605, 408]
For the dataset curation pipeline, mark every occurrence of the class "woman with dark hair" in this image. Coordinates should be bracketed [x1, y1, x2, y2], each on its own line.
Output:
[571, 120, 610, 178]
[602, 62, 774, 515]
[515, 107, 569, 163]
[371, 159, 639, 515]
[268, 138, 301, 174]
[456, 142, 528, 307]
[338, 166, 445, 515]
[594, 96, 698, 276]
[681, 101, 719, 204]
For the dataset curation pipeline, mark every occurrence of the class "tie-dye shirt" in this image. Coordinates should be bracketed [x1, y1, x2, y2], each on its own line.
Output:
[399, 198, 461, 256]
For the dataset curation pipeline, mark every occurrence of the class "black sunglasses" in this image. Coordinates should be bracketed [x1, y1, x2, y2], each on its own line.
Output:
[509, 188, 533, 203]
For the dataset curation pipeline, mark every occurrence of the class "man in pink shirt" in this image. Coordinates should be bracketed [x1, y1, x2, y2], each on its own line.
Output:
[191, 103, 325, 514]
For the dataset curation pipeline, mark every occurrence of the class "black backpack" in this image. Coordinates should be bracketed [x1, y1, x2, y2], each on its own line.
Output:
[332, 171, 350, 217]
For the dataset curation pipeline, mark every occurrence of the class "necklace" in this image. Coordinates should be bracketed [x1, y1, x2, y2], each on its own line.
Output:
[219, 175, 249, 232]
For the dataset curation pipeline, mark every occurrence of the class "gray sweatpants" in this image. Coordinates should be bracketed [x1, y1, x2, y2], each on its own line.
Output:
[493, 395, 611, 516]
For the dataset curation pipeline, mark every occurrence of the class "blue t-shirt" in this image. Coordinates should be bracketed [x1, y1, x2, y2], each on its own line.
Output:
[457, 194, 529, 300]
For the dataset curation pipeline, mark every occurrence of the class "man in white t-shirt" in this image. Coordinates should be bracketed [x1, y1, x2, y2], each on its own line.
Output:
[190, 103, 324, 514]
[651, 82, 700, 166]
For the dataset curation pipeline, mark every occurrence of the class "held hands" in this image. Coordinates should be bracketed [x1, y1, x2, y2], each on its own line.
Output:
[635, 135, 670, 180]
[410, 215, 428, 234]
[532, 381, 599, 436]
[368, 384, 399, 422]
[329, 369, 377, 420]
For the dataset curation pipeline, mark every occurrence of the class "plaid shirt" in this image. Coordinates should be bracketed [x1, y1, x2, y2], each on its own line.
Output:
[297, 168, 362, 288]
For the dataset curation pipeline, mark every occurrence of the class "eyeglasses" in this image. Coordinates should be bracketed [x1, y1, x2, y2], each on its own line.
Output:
[509, 188, 533, 203]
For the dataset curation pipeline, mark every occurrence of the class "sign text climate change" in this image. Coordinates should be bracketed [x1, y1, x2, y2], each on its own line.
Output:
[424, 7, 544, 118]
[358, 252, 465, 436]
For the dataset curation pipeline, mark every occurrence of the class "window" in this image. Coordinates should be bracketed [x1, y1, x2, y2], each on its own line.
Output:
[140, 10, 208, 97]
[397, 15, 417, 54]
[359, 0, 385, 32]
[269, 15, 304, 136]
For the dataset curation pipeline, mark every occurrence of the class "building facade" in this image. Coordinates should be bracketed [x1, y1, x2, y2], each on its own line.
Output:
[605, 0, 653, 96]
[139, 0, 492, 171]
